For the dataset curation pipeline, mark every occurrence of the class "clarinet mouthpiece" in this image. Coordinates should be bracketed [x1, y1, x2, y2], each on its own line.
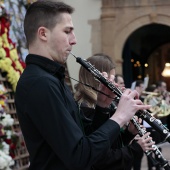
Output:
[70, 52, 77, 58]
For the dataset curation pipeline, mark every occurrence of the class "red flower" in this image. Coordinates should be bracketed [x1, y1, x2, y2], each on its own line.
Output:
[10, 152, 15, 159]
[5, 138, 12, 144]
[10, 143, 16, 150]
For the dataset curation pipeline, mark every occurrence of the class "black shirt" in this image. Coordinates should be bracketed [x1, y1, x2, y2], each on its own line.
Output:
[15, 54, 120, 170]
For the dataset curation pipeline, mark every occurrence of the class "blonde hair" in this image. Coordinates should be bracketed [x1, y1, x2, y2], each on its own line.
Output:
[74, 53, 116, 108]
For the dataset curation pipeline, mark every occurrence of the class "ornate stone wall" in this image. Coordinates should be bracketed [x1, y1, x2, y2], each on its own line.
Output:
[90, 0, 170, 74]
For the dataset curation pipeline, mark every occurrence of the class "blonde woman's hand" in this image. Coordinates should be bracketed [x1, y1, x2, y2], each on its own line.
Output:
[96, 72, 116, 108]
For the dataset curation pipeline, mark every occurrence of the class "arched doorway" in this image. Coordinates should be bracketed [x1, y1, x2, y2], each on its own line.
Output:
[122, 24, 170, 89]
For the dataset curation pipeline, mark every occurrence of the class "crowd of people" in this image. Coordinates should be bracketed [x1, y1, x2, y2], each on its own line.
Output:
[14, 1, 170, 170]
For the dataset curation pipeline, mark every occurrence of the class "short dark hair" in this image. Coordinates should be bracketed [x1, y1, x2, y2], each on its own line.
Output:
[135, 80, 143, 87]
[24, 0, 74, 46]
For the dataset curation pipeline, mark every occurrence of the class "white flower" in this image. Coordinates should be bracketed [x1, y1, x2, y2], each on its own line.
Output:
[5, 130, 13, 139]
[1, 113, 14, 127]
[2, 141, 10, 155]
[0, 151, 9, 169]
[0, 157, 7, 169]
[0, 150, 14, 169]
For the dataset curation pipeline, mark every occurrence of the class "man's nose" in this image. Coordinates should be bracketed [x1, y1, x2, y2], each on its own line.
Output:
[70, 33, 77, 45]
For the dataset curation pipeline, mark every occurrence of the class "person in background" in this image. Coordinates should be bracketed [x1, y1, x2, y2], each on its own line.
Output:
[154, 80, 168, 126]
[155, 81, 167, 98]
[135, 80, 145, 101]
[14, 1, 152, 169]
[115, 74, 125, 88]
[74, 53, 154, 170]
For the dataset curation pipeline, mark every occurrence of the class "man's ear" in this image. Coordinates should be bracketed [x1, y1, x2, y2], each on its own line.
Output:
[37, 27, 48, 41]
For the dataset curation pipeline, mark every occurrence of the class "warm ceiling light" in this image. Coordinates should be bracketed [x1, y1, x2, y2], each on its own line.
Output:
[144, 63, 148, 67]
[162, 63, 170, 77]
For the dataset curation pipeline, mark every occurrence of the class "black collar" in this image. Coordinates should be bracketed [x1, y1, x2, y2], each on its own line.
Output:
[26, 54, 65, 80]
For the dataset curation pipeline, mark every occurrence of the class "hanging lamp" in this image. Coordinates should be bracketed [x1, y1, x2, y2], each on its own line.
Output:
[162, 63, 170, 77]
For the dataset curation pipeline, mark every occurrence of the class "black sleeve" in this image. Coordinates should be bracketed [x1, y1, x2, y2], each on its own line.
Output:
[92, 105, 112, 130]
[80, 105, 111, 135]
[121, 128, 136, 145]
[92, 141, 143, 170]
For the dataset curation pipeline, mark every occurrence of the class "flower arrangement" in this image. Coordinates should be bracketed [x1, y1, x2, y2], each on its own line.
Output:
[0, 3, 25, 91]
[0, 85, 16, 170]
[0, 1, 28, 169]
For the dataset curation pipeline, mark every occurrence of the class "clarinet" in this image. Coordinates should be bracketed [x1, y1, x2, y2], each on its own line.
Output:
[70, 53, 170, 143]
[131, 117, 170, 170]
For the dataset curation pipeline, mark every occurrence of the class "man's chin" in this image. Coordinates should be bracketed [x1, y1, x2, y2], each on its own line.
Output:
[62, 57, 68, 64]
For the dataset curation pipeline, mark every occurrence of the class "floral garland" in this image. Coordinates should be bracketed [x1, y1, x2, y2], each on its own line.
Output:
[0, 4, 25, 91]
[0, 85, 16, 170]
[0, 114, 15, 170]
[0, 3, 25, 169]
